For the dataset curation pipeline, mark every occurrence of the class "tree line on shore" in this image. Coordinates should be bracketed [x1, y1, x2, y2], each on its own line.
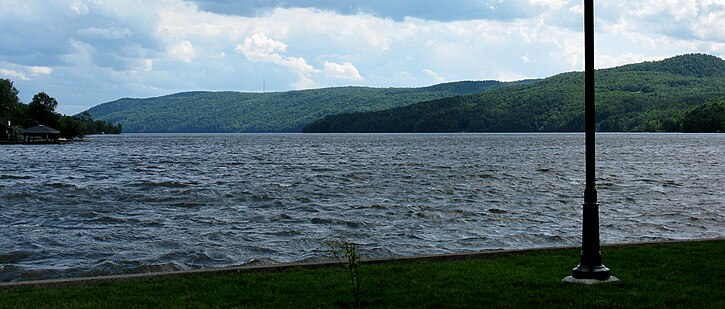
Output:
[0, 78, 121, 139]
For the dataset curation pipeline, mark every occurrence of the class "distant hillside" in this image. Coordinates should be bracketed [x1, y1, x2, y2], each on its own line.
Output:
[303, 54, 725, 133]
[87, 81, 530, 133]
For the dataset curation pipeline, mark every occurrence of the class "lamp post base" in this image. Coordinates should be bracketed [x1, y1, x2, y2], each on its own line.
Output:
[572, 263, 611, 280]
[562, 275, 619, 284]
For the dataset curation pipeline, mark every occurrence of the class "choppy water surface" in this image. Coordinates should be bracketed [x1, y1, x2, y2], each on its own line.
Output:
[1, 133, 723, 282]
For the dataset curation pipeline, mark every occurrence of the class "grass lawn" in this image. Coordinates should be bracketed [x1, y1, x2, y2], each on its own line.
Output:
[1, 240, 723, 308]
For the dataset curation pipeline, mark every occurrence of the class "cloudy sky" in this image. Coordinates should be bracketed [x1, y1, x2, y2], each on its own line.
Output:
[1, 0, 723, 115]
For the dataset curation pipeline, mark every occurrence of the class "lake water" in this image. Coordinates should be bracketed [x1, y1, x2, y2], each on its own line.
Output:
[1, 133, 723, 282]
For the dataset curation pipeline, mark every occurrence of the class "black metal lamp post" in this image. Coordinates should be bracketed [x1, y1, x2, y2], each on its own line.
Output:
[570, 0, 611, 280]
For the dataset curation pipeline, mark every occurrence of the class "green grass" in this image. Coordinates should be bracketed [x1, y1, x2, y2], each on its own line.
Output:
[1, 240, 723, 308]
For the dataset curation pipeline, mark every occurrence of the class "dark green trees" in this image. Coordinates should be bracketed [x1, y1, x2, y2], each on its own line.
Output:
[0, 79, 19, 119]
[1, 79, 34, 128]
[1, 79, 122, 138]
[303, 54, 725, 133]
[681, 100, 725, 132]
[75, 111, 122, 134]
[28, 92, 60, 129]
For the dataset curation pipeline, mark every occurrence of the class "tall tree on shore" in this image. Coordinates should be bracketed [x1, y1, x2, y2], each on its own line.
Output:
[28, 92, 60, 128]
[0, 78, 19, 121]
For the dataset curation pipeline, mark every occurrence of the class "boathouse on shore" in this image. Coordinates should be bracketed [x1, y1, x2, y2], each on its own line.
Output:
[21, 124, 61, 143]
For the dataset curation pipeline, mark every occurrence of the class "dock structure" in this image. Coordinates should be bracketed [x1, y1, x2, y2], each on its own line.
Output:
[20, 124, 62, 143]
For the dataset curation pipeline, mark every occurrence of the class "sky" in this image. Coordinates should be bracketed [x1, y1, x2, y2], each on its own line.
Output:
[1, 0, 724, 115]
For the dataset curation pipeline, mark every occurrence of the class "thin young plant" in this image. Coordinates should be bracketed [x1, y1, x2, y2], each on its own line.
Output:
[328, 238, 362, 308]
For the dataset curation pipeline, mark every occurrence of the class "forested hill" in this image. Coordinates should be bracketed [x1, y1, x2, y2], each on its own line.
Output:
[87, 81, 530, 133]
[303, 54, 725, 133]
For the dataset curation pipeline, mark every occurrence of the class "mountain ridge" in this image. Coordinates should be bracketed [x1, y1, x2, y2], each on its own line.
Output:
[88, 53, 725, 133]
[88, 81, 531, 133]
[303, 53, 725, 133]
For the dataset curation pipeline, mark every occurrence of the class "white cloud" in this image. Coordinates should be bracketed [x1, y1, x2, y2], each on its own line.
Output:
[235, 33, 288, 60]
[69, 0, 90, 15]
[29, 66, 53, 75]
[528, 0, 569, 10]
[0, 64, 53, 81]
[568, 4, 583, 14]
[169, 40, 197, 63]
[497, 71, 530, 82]
[323, 62, 363, 80]
[282, 56, 317, 75]
[236, 33, 319, 87]
[293, 75, 316, 89]
[0, 68, 28, 81]
[423, 69, 445, 83]
[600, 0, 725, 41]
[596, 53, 668, 69]
[77, 27, 134, 40]
[61, 39, 96, 66]
[134, 58, 154, 72]
[236, 33, 365, 88]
